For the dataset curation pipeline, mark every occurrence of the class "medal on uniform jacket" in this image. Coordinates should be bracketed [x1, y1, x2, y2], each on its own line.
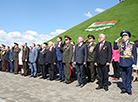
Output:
[89, 46, 94, 52]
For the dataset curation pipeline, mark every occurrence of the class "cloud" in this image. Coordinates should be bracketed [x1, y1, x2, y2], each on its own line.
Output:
[84, 12, 93, 18]
[50, 29, 66, 36]
[95, 8, 105, 13]
[0, 29, 66, 47]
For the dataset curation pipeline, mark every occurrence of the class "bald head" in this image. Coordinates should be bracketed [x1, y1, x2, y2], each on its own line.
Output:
[99, 34, 105, 42]
[77, 36, 83, 44]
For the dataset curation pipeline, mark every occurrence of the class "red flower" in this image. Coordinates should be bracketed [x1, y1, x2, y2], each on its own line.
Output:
[78, 46, 81, 48]
[103, 46, 107, 49]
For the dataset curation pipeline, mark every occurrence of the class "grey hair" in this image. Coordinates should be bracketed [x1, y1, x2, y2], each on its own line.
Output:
[99, 34, 105, 38]
[78, 36, 83, 41]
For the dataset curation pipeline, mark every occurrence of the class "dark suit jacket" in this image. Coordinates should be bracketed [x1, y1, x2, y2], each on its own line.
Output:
[4, 50, 10, 61]
[38, 49, 47, 65]
[46, 47, 56, 64]
[56, 42, 63, 61]
[74, 42, 88, 64]
[94, 41, 112, 65]
[22, 46, 30, 62]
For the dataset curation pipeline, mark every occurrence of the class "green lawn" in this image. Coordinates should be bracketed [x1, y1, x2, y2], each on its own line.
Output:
[48, 0, 138, 45]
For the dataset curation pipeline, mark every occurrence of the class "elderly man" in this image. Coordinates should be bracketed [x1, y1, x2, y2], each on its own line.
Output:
[46, 42, 56, 80]
[114, 30, 137, 95]
[74, 36, 88, 87]
[38, 44, 47, 79]
[94, 34, 112, 91]
[22, 42, 30, 76]
[29, 43, 38, 78]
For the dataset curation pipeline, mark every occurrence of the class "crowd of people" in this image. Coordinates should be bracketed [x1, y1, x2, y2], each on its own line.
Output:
[0, 30, 137, 95]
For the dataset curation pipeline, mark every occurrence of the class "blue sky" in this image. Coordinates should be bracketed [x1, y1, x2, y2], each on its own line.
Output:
[0, 0, 119, 46]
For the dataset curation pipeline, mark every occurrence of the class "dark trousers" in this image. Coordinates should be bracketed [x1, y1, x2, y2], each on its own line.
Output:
[0, 61, 2, 71]
[48, 63, 55, 80]
[86, 62, 95, 81]
[76, 63, 86, 85]
[97, 64, 109, 88]
[57, 61, 64, 80]
[40, 64, 46, 78]
[9, 60, 14, 72]
[23, 61, 29, 76]
[120, 66, 132, 93]
[112, 60, 120, 78]
[6, 60, 10, 72]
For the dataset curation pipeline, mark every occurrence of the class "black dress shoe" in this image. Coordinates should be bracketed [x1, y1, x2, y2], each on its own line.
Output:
[127, 92, 132, 95]
[60, 79, 65, 82]
[33, 76, 37, 78]
[76, 84, 81, 87]
[56, 78, 61, 81]
[96, 86, 103, 90]
[104, 87, 108, 91]
[120, 91, 126, 94]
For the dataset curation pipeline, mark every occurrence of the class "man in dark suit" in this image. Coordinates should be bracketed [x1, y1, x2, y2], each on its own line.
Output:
[5, 46, 10, 72]
[94, 34, 112, 91]
[9, 46, 14, 73]
[29, 43, 38, 77]
[22, 42, 30, 76]
[56, 36, 65, 82]
[74, 37, 88, 87]
[38, 44, 47, 79]
[0, 47, 2, 71]
[46, 42, 56, 80]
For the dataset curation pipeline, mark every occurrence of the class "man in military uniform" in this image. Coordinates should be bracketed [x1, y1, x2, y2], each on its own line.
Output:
[60, 35, 73, 84]
[85, 34, 96, 82]
[1, 44, 6, 71]
[114, 30, 137, 95]
[13, 42, 21, 74]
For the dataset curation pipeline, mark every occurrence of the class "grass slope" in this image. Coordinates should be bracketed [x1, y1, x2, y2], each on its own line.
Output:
[48, 0, 138, 44]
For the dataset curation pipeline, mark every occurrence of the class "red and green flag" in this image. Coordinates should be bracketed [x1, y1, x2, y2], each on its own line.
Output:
[89, 21, 117, 28]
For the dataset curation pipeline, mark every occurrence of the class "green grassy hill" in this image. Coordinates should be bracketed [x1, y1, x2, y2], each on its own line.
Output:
[48, 0, 138, 44]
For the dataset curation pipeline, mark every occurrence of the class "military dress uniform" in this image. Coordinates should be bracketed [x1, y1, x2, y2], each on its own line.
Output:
[86, 34, 96, 82]
[60, 36, 73, 84]
[13, 44, 21, 74]
[114, 30, 137, 94]
[1, 45, 6, 71]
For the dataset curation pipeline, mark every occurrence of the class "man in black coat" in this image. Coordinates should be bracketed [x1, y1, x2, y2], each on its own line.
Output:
[94, 34, 112, 91]
[74, 37, 88, 87]
[46, 42, 56, 80]
[22, 42, 30, 76]
[5, 46, 10, 72]
[38, 44, 47, 79]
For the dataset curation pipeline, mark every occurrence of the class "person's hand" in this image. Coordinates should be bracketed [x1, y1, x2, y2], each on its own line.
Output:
[74, 62, 76, 65]
[54, 63, 56, 65]
[83, 62, 86, 65]
[106, 62, 110, 66]
[84, 39, 88, 43]
[46, 63, 48, 65]
[115, 37, 122, 42]
[11, 60, 13, 62]
[132, 64, 136, 68]
[94, 63, 98, 66]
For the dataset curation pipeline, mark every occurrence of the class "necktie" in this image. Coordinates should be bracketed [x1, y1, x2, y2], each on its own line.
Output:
[99, 43, 103, 52]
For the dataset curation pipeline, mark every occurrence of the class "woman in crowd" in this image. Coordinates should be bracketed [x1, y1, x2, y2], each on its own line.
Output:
[132, 40, 138, 82]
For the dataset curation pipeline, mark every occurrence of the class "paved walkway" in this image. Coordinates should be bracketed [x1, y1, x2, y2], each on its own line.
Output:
[0, 66, 138, 102]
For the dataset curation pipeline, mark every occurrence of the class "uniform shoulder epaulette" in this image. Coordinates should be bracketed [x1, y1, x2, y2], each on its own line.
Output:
[94, 42, 97, 44]
[130, 41, 134, 44]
